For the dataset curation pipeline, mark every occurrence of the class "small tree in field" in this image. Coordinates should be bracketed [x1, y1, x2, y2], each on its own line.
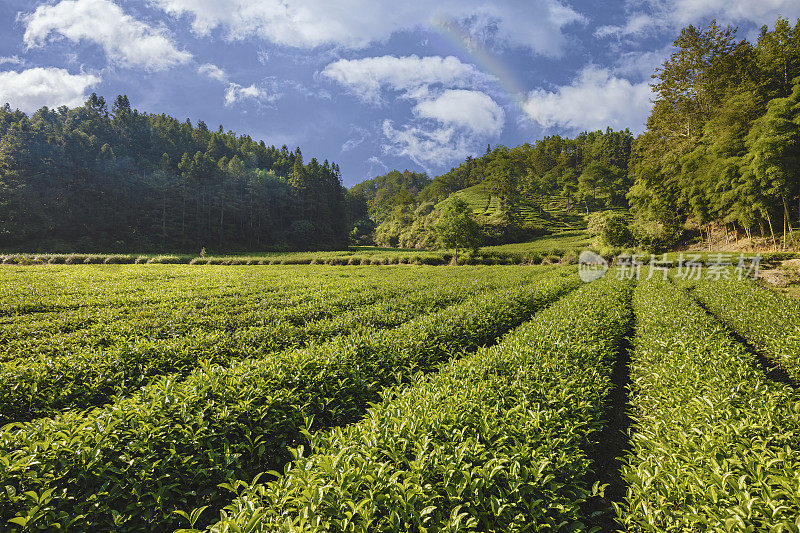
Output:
[436, 197, 482, 264]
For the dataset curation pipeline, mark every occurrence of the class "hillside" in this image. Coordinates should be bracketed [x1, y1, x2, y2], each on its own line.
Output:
[362, 129, 631, 249]
[0, 95, 350, 253]
[444, 184, 586, 233]
[348, 18, 800, 255]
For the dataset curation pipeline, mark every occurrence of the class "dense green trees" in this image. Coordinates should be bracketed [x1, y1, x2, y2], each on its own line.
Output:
[0, 96, 347, 252]
[587, 211, 634, 248]
[349, 169, 431, 223]
[4, 17, 798, 253]
[628, 17, 800, 248]
[368, 129, 633, 249]
[370, 17, 800, 252]
[420, 129, 633, 216]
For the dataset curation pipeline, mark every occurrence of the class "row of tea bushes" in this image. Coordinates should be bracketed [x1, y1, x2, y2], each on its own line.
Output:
[0, 254, 184, 265]
[0, 277, 504, 423]
[683, 276, 800, 382]
[0, 264, 532, 330]
[620, 279, 800, 530]
[0, 250, 584, 267]
[200, 276, 632, 532]
[0, 274, 578, 531]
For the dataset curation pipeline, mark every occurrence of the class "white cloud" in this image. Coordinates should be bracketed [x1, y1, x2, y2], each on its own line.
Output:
[0, 67, 101, 113]
[669, 0, 800, 27]
[598, 0, 800, 38]
[413, 89, 504, 136]
[523, 66, 652, 133]
[0, 56, 24, 66]
[382, 90, 504, 168]
[321, 55, 485, 103]
[596, 14, 654, 38]
[341, 125, 370, 152]
[23, 0, 192, 71]
[382, 121, 476, 168]
[198, 63, 227, 81]
[197, 64, 278, 106]
[323, 54, 504, 168]
[612, 47, 672, 81]
[367, 155, 389, 174]
[149, 0, 583, 56]
[224, 82, 277, 106]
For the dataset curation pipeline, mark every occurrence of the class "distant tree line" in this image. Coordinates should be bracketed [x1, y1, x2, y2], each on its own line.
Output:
[0, 94, 348, 252]
[421, 129, 634, 218]
[349, 170, 432, 222]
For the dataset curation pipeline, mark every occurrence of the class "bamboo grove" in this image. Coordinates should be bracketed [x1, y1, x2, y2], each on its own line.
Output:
[629, 17, 800, 247]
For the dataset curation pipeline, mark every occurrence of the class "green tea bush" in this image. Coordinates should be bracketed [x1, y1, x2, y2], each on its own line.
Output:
[103, 254, 135, 264]
[204, 276, 631, 532]
[685, 276, 800, 381]
[0, 272, 508, 422]
[761, 251, 798, 263]
[0, 271, 576, 531]
[63, 254, 88, 264]
[146, 255, 182, 264]
[620, 279, 800, 530]
[560, 250, 579, 264]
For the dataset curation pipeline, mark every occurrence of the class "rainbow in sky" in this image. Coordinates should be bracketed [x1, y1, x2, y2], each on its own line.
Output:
[431, 17, 528, 110]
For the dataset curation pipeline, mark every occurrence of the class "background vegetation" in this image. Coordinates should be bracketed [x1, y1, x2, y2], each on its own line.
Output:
[1, 18, 800, 257]
[0, 95, 349, 252]
[344, 17, 800, 254]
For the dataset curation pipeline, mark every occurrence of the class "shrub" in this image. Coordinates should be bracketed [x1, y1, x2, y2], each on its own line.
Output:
[761, 251, 798, 264]
[621, 278, 800, 530]
[0, 276, 577, 531]
[204, 276, 631, 532]
[146, 255, 182, 264]
[103, 255, 135, 264]
[685, 276, 800, 381]
[630, 219, 682, 253]
[588, 211, 635, 248]
[560, 250, 579, 265]
[526, 253, 543, 265]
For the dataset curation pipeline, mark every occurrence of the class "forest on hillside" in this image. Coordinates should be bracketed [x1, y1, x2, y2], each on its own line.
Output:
[352, 17, 800, 252]
[0, 95, 349, 252]
[631, 18, 800, 248]
[358, 130, 633, 249]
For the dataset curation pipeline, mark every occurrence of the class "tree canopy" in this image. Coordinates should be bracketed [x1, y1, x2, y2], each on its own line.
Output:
[435, 197, 482, 256]
[0, 95, 348, 252]
[628, 17, 800, 247]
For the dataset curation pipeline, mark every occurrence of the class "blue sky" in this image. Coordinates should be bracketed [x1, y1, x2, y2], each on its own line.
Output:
[0, 1, 798, 186]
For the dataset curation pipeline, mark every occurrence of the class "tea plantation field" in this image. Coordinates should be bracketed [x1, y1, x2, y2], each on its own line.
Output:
[0, 264, 799, 532]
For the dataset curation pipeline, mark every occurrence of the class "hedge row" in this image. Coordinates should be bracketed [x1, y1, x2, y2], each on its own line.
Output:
[0, 263, 515, 321]
[0, 273, 578, 531]
[620, 278, 800, 530]
[684, 276, 800, 382]
[0, 278, 499, 423]
[0, 250, 583, 267]
[200, 275, 632, 532]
